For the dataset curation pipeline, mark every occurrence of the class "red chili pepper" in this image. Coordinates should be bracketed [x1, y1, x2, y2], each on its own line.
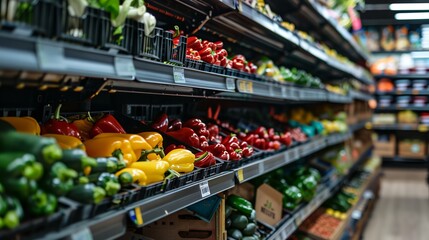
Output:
[194, 151, 216, 168]
[242, 147, 254, 157]
[198, 46, 212, 57]
[244, 65, 251, 73]
[230, 150, 242, 161]
[151, 113, 169, 132]
[240, 141, 248, 149]
[207, 124, 219, 138]
[218, 150, 230, 160]
[164, 144, 186, 154]
[205, 143, 226, 156]
[200, 141, 209, 150]
[89, 114, 125, 138]
[41, 104, 82, 140]
[167, 127, 200, 148]
[167, 119, 182, 132]
[222, 134, 239, 145]
[213, 41, 223, 50]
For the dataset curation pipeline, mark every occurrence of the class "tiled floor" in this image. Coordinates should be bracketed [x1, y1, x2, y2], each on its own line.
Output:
[363, 168, 429, 240]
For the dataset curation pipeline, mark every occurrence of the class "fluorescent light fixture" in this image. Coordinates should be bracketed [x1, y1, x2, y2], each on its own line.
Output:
[395, 12, 429, 20]
[390, 3, 429, 11]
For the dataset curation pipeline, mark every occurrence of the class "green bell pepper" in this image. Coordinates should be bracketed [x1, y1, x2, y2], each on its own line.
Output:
[0, 152, 43, 180]
[227, 195, 253, 217]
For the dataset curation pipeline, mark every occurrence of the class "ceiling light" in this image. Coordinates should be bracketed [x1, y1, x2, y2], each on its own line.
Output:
[390, 3, 429, 11]
[395, 12, 429, 20]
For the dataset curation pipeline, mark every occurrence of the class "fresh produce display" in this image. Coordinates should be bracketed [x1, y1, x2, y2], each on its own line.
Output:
[324, 190, 356, 215]
[226, 195, 261, 240]
[299, 209, 343, 240]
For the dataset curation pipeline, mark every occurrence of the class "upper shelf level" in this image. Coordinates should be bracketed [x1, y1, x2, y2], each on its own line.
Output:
[146, 0, 373, 85]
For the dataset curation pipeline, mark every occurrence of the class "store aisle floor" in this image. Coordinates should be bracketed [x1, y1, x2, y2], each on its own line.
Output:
[363, 168, 429, 240]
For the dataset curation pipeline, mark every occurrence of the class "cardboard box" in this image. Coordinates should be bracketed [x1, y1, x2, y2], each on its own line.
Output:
[399, 141, 425, 159]
[130, 197, 224, 240]
[255, 184, 283, 227]
[373, 134, 395, 157]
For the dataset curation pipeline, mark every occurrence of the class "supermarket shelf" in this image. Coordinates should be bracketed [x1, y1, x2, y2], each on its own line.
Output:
[374, 74, 429, 79]
[375, 90, 429, 96]
[382, 157, 428, 168]
[33, 121, 366, 240]
[371, 49, 429, 54]
[349, 90, 374, 101]
[267, 146, 373, 240]
[370, 124, 429, 132]
[375, 105, 429, 111]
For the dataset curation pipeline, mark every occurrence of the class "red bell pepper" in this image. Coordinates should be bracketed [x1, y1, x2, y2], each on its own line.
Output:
[218, 150, 230, 160]
[205, 143, 226, 156]
[89, 114, 126, 138]
[199, 135, 208, 143]
[280, 132, 292, 146]
[248, 62, 257, 74]
[207, 124, 219, 138]
[225, 142, 240, 152]
[167, 119, 182, 132]
[232, 60, 244, 71]
[242, 147, 254, 157]
[198, 46, 212, 57]
[187, 36, 203, 50]
[232, 54, 246, 63]
[213, 41, 223, 50]
[194, 151, 216, 168]
[216, 49, 228, 58]
[219, 56, 227, 67]
[151, 113, 169, 132]
[222, 135, 239, 145]
[41, 104, 82, 140]
[164, 144, 186, 155]
[183, 118, 206, 131]
[167, 127, 200, 148]
[254, 138, 267, 150]
[200, 141, 209, 150]
[230, 150, 242, 161]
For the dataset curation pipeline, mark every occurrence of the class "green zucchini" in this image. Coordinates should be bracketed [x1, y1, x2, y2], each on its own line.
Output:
[0, 152, 43, 180]
[62, 149, 97, 172]
[88, 172, 120, 196]
[67, 183, 106, 204]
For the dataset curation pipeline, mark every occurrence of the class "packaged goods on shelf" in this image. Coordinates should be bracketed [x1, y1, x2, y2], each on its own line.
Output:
[398, 139, 426, 159]
[373, 134, 395, 158]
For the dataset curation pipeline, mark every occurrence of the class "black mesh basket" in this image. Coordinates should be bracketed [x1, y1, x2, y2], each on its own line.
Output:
[58, 2, 103, 46]
[0, 0, 59, 37]
[135, 24, 163, 61]
[184, 58, 203, 70]
[163, 31, 186, 65]
[99, 13, 135, 53]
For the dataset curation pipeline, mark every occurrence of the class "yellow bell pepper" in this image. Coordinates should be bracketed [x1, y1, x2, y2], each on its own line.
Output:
[84, 137, 136, 166]
[94, 133, 153, 161]
[130, 160, 170, 184]
[115, 168, 147, 186]
[163, 149, 195, 173]
[73, 116, 93, 141]
[43, 134, 85, 150]
[0, 117, 40, 135]
[137, 132, 164, 160]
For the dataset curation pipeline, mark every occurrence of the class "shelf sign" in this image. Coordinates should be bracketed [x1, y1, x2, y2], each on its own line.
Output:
[129, 207, 144, 226]
[115, 56, 135, 77]
[237, 169, 244, 183]
[417, 125, 428, 132]
[199, 181, 211, 198]
[173, 67, 186, 83]
[226, 77, 235, 90]
[36, 41, 66, 70]
[70, 227, 93, 240]
[237, 80, 254, 93]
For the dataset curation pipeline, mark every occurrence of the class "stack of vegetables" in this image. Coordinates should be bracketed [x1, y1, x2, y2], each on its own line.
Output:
[226, 195, 261, 240]
[258, 167, 321, 211]
[150, 114, 254, 162]
[324, 190, 356, 220]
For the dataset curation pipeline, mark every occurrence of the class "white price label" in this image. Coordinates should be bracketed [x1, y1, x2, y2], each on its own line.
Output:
[199, 181, 210, 198]
[173, 67, 186, 84]
[226, 77, 235, 90]
[281, 86, 287, 98]
[283, 151, 290, 163]
[288, 149, 298, 160]
[70, 227, 93, 240]
[115, 56, 135, 77]
[284, 222, 297, 236]
[36, 41, 65, 70]
[295, 212, 305, 225]
[258, 163, 265, 174]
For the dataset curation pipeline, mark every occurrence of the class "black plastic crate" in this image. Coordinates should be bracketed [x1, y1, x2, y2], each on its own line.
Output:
[202, 62, 225, 75]
[139, 181, 164, 199]
[0, 199, 71, 239]
[58, 2, 103, 46]
[135, 24, 163, 61]
[99, 14, 135, 53]
[164, 168, 202, 191]
[202, 160, 223, 178]
[163, 32, 186, 65]
[185, 58, 203, 70]
[0, 0, 59, 37]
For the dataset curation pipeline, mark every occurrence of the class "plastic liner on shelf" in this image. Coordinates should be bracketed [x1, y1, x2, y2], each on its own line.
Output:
[135, 25, 163, 61]
[58, 2, 102, 46]
[0, 198, 73, 239]
[163, 32, 186, 65]
[0, 0, 59, 37]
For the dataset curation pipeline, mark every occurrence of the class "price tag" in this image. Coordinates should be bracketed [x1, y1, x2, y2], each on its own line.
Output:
[115, 56, 135, 77]
[70, 228, 93, 240]
[173, 67, 186, 84]
[199, 181, 210, 198]
[283, 222, 297, 237]
[237, 169, 244, 183]
[258, 163, 265, 174]
[226, 77, 235, 90]
[36, 41, 66, 70]
[129, 207, 144, 226]
[281, 86, 287, 98]
[294, 211, 305, 225]
[418, 124, 428, 132]
[237, 80, 254, 93]
[284, 151, 290, 163]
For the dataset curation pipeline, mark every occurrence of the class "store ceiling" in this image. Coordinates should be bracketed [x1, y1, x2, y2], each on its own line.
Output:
[359, 0, 429, 26]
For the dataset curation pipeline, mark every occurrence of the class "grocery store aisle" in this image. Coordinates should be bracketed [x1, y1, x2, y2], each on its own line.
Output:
[363, 169, 429, 240]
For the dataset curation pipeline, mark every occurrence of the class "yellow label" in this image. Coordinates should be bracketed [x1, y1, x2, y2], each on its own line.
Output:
[238, 80, 254, 93]
[135, 207, 143, 225]
[365, 122, 372, 129]
[237, 169, 244, 183]
[417, 125, 428, 132]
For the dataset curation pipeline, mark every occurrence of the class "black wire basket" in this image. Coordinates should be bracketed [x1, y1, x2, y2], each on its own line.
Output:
[135, 24, 163, 61]
[163, 31, 186, 65]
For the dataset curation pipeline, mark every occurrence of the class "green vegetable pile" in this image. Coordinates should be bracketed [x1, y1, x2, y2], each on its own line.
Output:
[226, 195, 261, 240]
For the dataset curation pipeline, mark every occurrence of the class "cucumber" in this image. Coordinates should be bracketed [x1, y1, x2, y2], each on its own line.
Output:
[62, 149, 96, 171]
[242, 223, 257, 236]
[67, 183, 106, 204]
[231, 214, 248, 230]
[227, 228, 243, 240]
